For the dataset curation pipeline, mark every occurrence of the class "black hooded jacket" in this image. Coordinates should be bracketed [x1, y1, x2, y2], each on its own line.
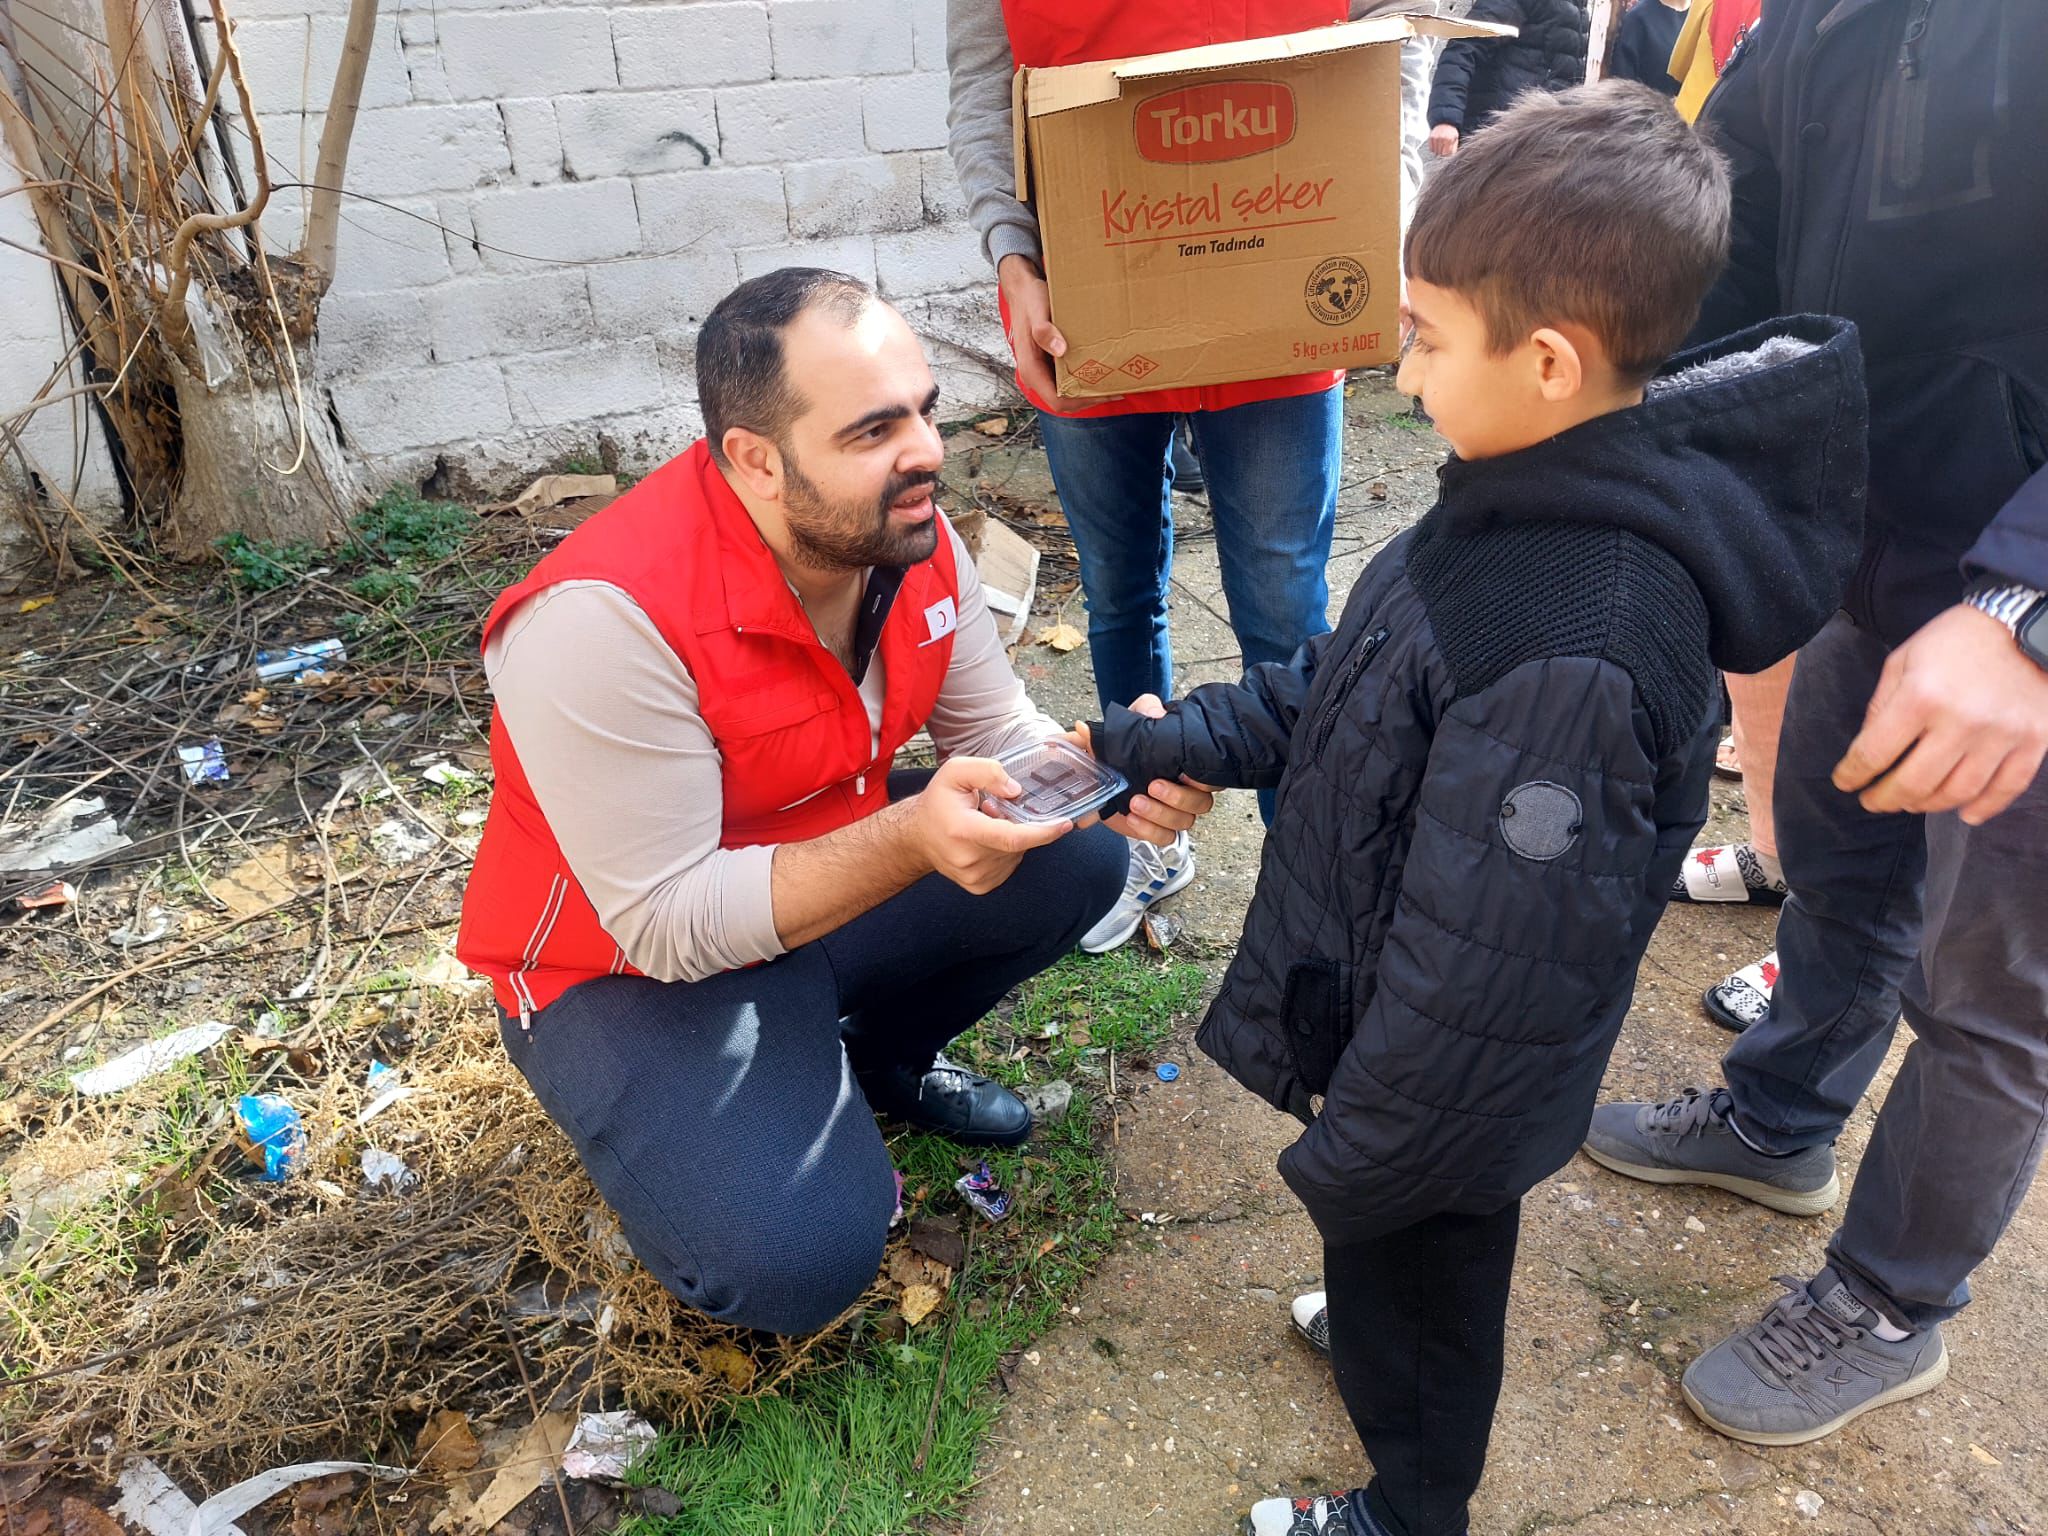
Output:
[1096, 317, 1866, 1243]
[1691, 0, 2048, 642]
[1428, 0, 1591, 134]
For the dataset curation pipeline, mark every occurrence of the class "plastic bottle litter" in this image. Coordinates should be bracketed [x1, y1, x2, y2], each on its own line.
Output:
[177, 739, 229, 784]
[956, 1161, 1012, 1222]
[1155, 1062, 1181, 1082]
[71, 1020, 230, 1095]
[236, 1093, 305, 1181]
[253, 638, 346, 683]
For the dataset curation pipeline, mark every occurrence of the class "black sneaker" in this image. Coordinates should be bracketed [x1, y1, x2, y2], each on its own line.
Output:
[1242, 1489, 1384, 1535]
[859, 1055, 1032, 1146]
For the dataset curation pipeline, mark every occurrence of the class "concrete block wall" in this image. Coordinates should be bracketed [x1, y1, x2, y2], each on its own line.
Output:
[205, 0, 1011, 488]
[0, 144, 125, 585]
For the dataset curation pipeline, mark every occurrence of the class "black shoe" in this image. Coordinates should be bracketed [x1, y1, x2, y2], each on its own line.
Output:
[859, 1055, 1033, 1146]
[1169, 421, 1206, 495]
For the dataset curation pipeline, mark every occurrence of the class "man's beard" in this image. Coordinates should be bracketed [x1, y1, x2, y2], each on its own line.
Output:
[780, 450, 941, 571]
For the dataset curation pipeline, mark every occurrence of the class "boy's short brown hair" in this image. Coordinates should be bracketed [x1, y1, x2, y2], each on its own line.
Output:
[1405, 80, 1731, 381]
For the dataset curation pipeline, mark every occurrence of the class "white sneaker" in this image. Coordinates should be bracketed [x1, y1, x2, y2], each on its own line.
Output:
[1290, 1290, 1330, 1355]
[1079, 832, 1195, 954]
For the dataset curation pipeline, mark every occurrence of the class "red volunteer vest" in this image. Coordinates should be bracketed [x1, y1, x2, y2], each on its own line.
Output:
[456, 441, 960, 1018]
[999, 0, 1349, 419]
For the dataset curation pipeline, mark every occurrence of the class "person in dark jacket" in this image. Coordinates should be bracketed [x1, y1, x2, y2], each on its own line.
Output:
[1425, 0, 1590, 158]
[1085, 83, 1866, 1536]
[1609, 0, 1686, 97]
[1586, 0, 2048, 1449]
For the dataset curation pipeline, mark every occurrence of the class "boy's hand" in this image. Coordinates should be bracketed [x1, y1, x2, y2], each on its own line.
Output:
[1066, 695, 1217, 847]
[1832, 603, 2048, 825]
[1429, 124, 1460, 158]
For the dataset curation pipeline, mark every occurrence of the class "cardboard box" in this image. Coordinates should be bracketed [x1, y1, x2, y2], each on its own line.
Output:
[1013, 12, 1502, 398]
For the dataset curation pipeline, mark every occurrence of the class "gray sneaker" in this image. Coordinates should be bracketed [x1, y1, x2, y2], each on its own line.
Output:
[1582, 1086, 1839, 1216]
[1682, 1269, 1948, 1445]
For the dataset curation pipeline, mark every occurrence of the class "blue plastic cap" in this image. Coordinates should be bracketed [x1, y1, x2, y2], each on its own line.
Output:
[1155, 1062, 1181, 1082]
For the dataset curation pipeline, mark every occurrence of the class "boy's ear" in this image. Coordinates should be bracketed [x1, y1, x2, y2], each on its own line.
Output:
[1528, 327, 1586, 402]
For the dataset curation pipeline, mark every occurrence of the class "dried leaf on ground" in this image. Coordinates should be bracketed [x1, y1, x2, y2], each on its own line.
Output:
[209, 848, 309, 916]
[899, 1283, 944, 1327]
[886, 1249, 927, 1290]
[699, 1342, 756, 1391]
[906, 1216, 966, 1271]
[290, 1473, 356, 1536]
[470, 1413, 575, 1532]
[19, 595, 54, 613]
[415, 1408, 484, 1475]
[972, 415, 1010, 436]
[1036, 622, 1085, 653]
[58, 1499, 123, 1536]
[487, 474, 618, 517]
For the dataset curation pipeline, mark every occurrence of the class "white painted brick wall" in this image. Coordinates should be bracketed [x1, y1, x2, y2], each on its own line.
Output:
[5, 0, 1012, 529]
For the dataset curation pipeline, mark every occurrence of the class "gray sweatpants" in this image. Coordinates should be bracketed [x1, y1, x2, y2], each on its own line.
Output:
[1723, 611, 2048, 1332]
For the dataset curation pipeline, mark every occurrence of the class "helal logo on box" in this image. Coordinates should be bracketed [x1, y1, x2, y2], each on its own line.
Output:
[1136, 81, 1296, 164]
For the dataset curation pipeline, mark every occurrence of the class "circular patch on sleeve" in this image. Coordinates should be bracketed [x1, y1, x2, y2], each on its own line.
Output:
[1499, 781, 1582, 861]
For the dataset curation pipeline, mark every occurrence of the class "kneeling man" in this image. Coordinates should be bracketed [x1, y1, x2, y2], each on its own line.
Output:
[457, 269, 1211, 1333]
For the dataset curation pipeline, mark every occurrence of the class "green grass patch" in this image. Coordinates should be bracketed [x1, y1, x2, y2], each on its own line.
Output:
[621, 948, 1206, 1536]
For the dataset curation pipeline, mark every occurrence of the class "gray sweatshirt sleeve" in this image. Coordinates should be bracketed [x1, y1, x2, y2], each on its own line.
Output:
[484, 581, 785, 985]
[945, 0, 1042, 272]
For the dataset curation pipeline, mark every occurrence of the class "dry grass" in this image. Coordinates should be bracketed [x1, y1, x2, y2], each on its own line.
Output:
[3, 993, 859, 1483]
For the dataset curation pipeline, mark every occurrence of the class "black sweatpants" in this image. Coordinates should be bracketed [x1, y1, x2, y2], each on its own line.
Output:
[497, 787, 1126, 1336]
[1325, 1202, 1522, 1536]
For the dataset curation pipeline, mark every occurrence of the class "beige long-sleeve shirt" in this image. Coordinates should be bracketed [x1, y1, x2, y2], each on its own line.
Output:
[484, 523, 1063, 984]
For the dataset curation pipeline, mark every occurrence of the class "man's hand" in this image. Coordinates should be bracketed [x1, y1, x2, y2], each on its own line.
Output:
[1429, 124, 1460, 158]
[1833, 604, 2048, 825]
[913, 755, 1073, 894]
[1067, 694, 1218, 847]
[998, 254, 1068, 402]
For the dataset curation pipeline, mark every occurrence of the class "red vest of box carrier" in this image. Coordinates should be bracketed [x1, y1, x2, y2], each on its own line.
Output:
[995, 0, 1347, 418]
[457, 441, 960, 1020]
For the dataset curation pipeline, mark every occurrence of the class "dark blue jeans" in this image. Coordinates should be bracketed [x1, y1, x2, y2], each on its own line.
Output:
[1723, 612, 2048, 1330]
[498, 809, 1126, 1335]
[1037, 388, 1343, 821]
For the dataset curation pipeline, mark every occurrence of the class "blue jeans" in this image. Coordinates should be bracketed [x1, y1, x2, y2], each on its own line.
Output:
[1037, 388, 1342, 821]
[1723, 612, 2048, 1330]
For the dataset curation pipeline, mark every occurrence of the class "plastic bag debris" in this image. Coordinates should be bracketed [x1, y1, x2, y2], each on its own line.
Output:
[370, 818, 435, 865]
[956, 1161, 1012, 1222]
[236, 1094, 305, 1181]
[108, 908, 173, 947]
[0, 795, 133, 874]
[560, 1411, 658, 1483]
[71, 1021, 230, 1096]
[357, 1060, 414, 1125]
[360, 1148, 417, 1192]
[177, 739, 230, 785]
[253, 638, 346, 683]
[419, 761, 477, 787]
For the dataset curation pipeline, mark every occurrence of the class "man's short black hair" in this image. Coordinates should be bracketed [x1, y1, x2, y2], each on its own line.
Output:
[697, 268, 876, 465]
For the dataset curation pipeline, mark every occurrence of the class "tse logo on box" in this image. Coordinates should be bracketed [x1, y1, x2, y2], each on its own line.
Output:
[1135, 81, 1297, 162]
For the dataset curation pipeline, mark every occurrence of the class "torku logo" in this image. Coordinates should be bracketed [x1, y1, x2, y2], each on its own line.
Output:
[1304, 256, 1369, 325]
[1134, 80, 1296, 165]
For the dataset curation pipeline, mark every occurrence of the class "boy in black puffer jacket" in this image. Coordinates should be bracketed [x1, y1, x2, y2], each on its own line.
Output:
[1085, 84, 1867, 1536]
